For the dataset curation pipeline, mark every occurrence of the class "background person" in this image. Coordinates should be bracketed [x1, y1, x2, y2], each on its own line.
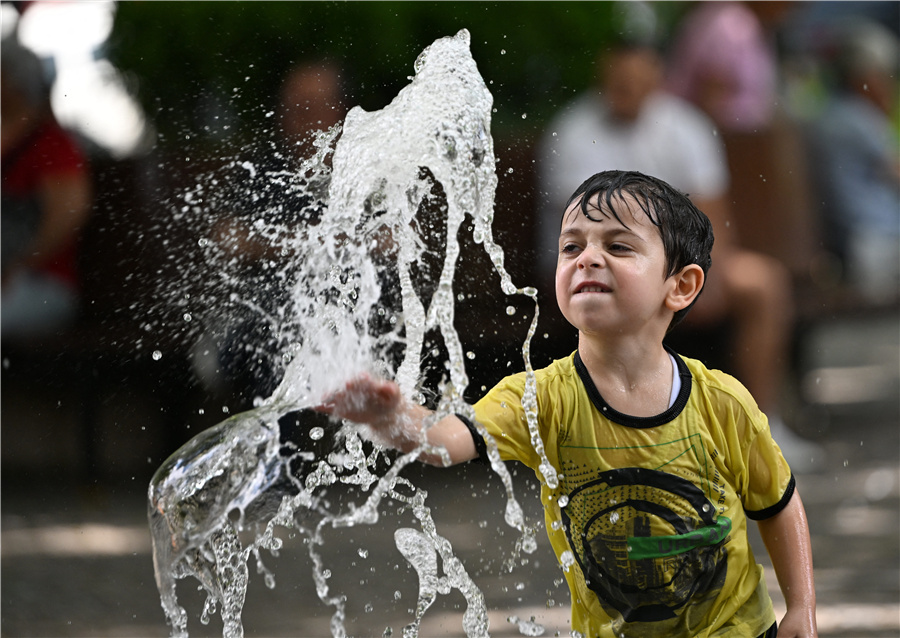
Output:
[194, 60, 348, 408]
[1, 34, 93, 339]
[664, 1, 794, 133]
[805, 19, 900, 304]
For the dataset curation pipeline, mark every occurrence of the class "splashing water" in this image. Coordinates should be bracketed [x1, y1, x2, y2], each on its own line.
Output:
[148, 29, 554, 638]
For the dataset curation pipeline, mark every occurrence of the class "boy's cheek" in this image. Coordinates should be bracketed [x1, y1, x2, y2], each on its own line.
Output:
[553, 274, 567, 303]
[555, 263, 575, 291]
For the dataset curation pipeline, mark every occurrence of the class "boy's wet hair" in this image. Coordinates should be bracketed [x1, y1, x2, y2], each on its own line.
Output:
[564, 170, 714, 329]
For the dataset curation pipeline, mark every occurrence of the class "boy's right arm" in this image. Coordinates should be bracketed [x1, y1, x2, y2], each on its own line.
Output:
[314, 373, 479, 466]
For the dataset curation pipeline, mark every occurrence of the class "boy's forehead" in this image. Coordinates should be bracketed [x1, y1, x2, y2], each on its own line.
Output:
[562, 191, 649, 228]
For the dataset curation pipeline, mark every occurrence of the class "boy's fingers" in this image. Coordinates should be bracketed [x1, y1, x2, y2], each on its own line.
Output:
[312, 374, 399, 420]
[312, 401, 334, 415]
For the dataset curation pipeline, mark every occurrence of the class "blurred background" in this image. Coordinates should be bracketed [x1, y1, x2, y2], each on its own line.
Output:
[1, 2, 898, 637]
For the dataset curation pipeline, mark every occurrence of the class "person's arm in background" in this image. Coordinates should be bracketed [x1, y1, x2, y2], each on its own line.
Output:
[682, 193, 734, 321]
[756, 489, 818, 638]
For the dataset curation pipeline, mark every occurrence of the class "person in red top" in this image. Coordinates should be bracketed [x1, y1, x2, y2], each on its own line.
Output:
[1, 35, 92, 338]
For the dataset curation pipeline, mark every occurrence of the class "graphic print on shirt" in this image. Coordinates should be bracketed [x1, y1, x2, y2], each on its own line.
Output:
[559, 434, 730, 627]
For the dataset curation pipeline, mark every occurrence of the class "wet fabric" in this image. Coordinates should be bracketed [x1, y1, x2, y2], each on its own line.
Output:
[471, 350, 792, 637]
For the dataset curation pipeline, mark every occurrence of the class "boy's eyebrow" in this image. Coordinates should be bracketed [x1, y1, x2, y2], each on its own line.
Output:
[558, 226, 587, 244]
[605, 226, 646, 242]
[558, 224, 646, 244]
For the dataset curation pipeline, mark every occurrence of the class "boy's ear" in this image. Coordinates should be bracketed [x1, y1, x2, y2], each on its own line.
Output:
[666, 264, 705, 313]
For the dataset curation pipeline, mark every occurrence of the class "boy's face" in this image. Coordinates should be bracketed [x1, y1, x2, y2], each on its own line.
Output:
[555, 194, 676, 338]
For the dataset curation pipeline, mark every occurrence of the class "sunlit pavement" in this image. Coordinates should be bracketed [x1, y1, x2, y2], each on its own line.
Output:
[2, 312, 897, 638]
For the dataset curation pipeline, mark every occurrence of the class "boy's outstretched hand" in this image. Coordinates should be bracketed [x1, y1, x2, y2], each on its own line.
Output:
[314, 373, 479, 466]
[315, 373, 402, 428]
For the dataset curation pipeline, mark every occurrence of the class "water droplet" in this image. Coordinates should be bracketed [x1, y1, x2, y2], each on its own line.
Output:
[557, 494, 569, 507]
[309, 427, 325, 441]
[506, 305, 516, 315]
[702, 503, 711, 512]
[357, 548, 368, 559]
[183, 313, 192, 322]
[609, 511, 619, 524]
[466, 351, 476, 360]
[151, 350, 162, 361]
[522, 534, 537, 554]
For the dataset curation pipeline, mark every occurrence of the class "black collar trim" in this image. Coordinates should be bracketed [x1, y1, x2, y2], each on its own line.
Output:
[573, 346, 692, 429]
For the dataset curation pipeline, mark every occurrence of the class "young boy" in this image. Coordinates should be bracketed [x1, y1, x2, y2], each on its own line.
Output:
[317, 171, 817, 638]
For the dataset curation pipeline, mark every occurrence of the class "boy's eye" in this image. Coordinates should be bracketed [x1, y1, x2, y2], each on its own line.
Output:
[608, 242, 631, 252]
[560, 243, 580, 254]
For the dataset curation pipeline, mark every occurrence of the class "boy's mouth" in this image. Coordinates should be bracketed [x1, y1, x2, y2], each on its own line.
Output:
[575, 282, 612, 294]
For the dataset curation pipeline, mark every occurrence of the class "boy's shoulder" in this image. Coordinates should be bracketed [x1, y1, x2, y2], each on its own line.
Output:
[679, 353, 761, 413]
[537, 352, 588, 392]
[495, 353, 581, 399]
[484, 352, 577, 397]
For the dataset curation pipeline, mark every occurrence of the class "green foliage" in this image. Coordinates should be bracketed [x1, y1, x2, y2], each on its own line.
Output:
[108, 1, 687, 145]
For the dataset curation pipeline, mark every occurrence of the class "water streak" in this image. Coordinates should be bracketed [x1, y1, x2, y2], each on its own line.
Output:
[148, 29, 552, 637]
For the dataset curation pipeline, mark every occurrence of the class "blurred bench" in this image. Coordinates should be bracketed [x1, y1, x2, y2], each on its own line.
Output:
[721, 108, 898, 323]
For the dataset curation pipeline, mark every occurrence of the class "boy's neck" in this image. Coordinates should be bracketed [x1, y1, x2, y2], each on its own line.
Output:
[577, 335, 674, 418]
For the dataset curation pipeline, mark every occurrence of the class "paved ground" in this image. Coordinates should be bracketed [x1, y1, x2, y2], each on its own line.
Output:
[2, 311, 898, 638]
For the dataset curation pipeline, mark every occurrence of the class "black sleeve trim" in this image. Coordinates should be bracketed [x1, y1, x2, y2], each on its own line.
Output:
[456, 413, 489, 464]
[744, 474, 796, 521]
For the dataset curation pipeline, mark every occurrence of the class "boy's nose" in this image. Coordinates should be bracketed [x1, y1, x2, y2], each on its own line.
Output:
[577, 245, 604, 268]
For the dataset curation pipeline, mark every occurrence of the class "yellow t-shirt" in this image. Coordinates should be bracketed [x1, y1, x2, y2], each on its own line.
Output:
[471, 350, 792, 638]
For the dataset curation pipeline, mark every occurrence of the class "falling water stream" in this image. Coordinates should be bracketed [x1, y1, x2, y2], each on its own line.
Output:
[148, 30, 557, 638]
